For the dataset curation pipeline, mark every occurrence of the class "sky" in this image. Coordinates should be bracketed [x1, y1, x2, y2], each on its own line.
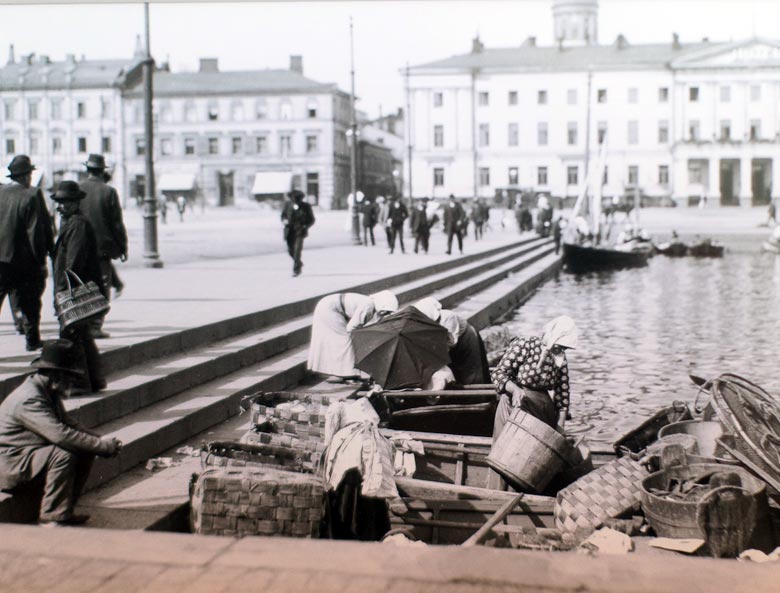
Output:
[0, 0, 776, 118]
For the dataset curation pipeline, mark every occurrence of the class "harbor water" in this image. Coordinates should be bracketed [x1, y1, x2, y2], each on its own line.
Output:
[500, 246, 780, 444]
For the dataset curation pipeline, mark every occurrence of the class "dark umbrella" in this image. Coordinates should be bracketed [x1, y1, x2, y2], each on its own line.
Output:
[352, 307, 451, 389]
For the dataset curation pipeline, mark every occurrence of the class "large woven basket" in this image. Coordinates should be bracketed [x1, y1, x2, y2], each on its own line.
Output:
[554, 456, 649, 534]
[203, 440, 321, 474]
[240, 429, 327, 457]
[54, 270, 110, 331]
[249, 391, 330, 439]
[190, 466, 324, 538]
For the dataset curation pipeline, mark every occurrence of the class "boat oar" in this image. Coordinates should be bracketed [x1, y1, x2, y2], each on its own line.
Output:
[689, 374, 710, 388]
[689, 373, 713, 413]
[461, 493, 525, 547]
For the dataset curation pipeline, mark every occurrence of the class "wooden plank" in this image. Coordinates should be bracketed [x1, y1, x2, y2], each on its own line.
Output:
[381, 389, 496, 398]
[421, 443, 490, 456]
[399, 497, 554, 514]
[454, 444, 465, 486]
[394, 477, 553, 506]
[382, 429, 493, 447]
[462, 494, 525, 547]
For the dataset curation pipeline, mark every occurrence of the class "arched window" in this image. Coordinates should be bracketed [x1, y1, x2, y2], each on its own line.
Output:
[207, 100, 219, 121]
[306, 98, 318, 119]
[231, 100, 244, 121]
[280, 101, 292, 120]
[184, 101, 197, 123]
[255, 99, 267, 120]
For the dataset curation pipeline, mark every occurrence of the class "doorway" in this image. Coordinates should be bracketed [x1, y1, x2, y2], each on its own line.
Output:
[218, 171, 234, 206]
[751, 159, 772, 206]
[719, 160, 740, 206]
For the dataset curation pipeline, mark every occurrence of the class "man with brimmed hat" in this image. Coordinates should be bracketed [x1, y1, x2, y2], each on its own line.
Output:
[51, 181, 107, 393]
[0, 154, 54, 351]
[0, 339, 122, 526]
[79, 153, 127, 339]
[281, 189, 315, 277]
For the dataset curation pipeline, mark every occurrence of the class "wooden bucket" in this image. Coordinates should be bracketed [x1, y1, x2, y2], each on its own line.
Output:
[487, 409, 576, 493]
[658, 420, 733, 461]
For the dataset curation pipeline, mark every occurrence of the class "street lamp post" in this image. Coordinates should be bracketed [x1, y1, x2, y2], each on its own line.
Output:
[348, 17, 362, 245]
[142, 2, 163, 268]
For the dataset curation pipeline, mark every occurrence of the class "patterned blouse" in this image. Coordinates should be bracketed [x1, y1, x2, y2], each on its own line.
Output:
[491, 336, 571, 417]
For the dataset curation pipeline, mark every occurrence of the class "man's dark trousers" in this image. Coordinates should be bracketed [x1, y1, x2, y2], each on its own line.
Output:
[0, 263, 43, 345]
[389, 225, 405, 253]
[286, 232, 305, 274]
[447, 230, 463, 254]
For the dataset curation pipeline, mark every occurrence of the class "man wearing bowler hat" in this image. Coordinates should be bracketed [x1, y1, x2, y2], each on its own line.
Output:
[0, 155, 54, 351]
[79, 153, 127, 339]
[281, 189, 315, 277]
[51, 181, 107, 393]
[0, 339, 122, 526]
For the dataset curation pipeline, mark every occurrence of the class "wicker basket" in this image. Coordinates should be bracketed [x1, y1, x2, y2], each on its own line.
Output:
[54, 270, 110, 331]
[249, 391, 330, 438]
[203, 440, 321, 474]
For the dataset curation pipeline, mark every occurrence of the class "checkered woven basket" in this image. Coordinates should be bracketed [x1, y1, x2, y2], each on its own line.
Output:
[249, 391, 331, 438]
[190, 466, 325, 538]
[240, 429, 327, 457]
[202, 440, 321, 474]
[554, 456, 650, 534]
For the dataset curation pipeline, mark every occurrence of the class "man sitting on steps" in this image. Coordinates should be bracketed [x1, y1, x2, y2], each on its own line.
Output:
[0, 340, 122, 526]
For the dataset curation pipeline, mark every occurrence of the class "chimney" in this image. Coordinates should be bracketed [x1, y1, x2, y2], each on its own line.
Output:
[39, 55, 50, 65]
[289, 55, 303, 75]
[615, 34, 628, 50]
[522, 36, 536, 47]
[672, 32, 681, 50]
[7, 44, 14, 65]
[133, 34, 145, 58]
[24, 53, 34, 65]
[702, 37, 710, 43]
[199, 58, 218, 72]
[471, 36, 484, 54]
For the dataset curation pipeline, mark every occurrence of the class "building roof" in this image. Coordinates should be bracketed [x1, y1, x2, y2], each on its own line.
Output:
[124, 68, 345, 98]
[0, 57, 142, 90]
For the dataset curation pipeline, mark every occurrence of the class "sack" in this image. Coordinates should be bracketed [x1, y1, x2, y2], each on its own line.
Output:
[54, 270, 110, 331]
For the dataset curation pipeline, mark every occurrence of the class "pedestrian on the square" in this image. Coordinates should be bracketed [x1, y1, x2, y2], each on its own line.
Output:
[552, 216, 566, 255]
[51, 181, 107, 393]
[443, 194, 466, 255]
[410, 197, 432, 254]
[375, 196, 391, 246]
[158, 197, 168, 224]
[176, 195, 187, 222]
[471, 198, 487, 240]
[281, 189, 315, 277]
[768, 201, 777, 226]
[79, 154, 127, 340]
[387, 195, 408, 254]
[0, 155, 53, 352]
[0, 339, 122, 527]
[360, 196, 377, 246]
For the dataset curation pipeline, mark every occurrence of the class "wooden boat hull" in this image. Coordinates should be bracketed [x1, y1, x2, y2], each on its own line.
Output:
[381, 390, 497, 437]
[655, 242, 689, 257]
[562, 242, 651, 273]
[688, 242, 725, 257]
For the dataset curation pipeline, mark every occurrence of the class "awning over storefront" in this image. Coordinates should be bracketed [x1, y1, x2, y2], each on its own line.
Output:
[158, 173, 197, 192]
[252, 172, 293, 195]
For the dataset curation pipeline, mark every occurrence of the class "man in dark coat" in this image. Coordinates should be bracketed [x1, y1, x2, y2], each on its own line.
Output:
[51, 181, 107, 392]
[0, 339, 121, 526]
[0, 155, 54, 351]
[79, 154, 127, 339]
[443, 194, 466, 255]
[410, 197, 432, 254]
[360, 197, 377, 246]
[281, 189, 315, 277]
[386, 195, 408, 254]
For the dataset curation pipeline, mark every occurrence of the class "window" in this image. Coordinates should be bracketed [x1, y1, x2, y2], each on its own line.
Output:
[689, 86, 699, 102]
[688, 120, 700, 141]
[750, 119, 762, 140]
[231, 102, 244, 122]
[567, 122, 578, 145]
[628, 88, 638, 103]
[433, 125, 444, 147]
[255, 100, 267, 120]
[52, 137, 62, 155]
[597, 121, 607, 144]
[478, 92, 489, 106]
[160, 137, 172, 156]
[134, 138, 145, 156]
[100, 97, 112, 119]
[29, 134, 39, 155]
[256, 136, 267, 154]
[658, 120, 669, 143]
[720, 86, 731, 102]
[720, 120, 731, 141]
[688, 161, 704, 184]
[306, 172, 319, 204]
[207, 101, 219, 121]
[751, 84, 762, 101]
[280, 134, 292, 154]
[628, 165, 639, 186]
[307, 99, 318, 118]
[50, 99, 62, 120]
[627, 120, 639, 145]
[5, 138, 15, 154]
[433, 167, 444, 186]
[3, 100, 15, 120]
[508, 167, 519, 185]
[659, 165, 669, 185]
[280, 102, 292, 120]
[184, 102, 197, 123]
[597, 89, 607, 103]
[28, 100, 39, 120]
[77, 101, 86, 119]
[658, 87, 669, 102]
[537, 122, 548, 146]
[208, 137, 219, 154]
[479, 167, 490, 186]
[602, 166, 609, 185]
[433, 92, 443, 107]
[567, 166, 578, 185]
[478, 123, 490, 147]
[159, 103, 172, 123]
[537, 166, 548, 186]
[132, 104, 143, 124]
[537, 90, 547, 105]
[508, 123, 519, 147]
[567, 89, 577, 105]
[77, 137, 88, 153]
[508, 91, 518, 105]
[102, 136, 112, 153]
[184, 137, 196, 155]
[306, 135, 318, 154]
[232, 136, 243, 155]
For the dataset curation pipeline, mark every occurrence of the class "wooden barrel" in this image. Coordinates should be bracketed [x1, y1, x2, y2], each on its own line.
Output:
[486, 409, 576, 493]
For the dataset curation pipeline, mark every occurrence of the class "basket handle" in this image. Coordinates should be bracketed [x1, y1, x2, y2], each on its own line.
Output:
[63, 269, 87, 296]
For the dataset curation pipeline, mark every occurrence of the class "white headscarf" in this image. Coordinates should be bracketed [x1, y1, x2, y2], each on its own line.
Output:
[438, 309, 467, 347]
[414, 297, 442, 322]
[538, 315, 578, 368]
[369, 290, 398, 314]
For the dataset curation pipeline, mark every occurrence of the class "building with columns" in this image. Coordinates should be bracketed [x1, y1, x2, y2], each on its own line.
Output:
[406, 0, 780, 207]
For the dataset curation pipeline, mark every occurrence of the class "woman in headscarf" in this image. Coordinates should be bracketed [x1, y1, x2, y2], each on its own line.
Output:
[490, 315, 578, 439]
[308, 290, 398, 383]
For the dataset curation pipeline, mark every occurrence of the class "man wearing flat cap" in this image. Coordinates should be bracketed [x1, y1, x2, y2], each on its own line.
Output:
[281, 189, 315, 277]
[79, 153, 127, 339]
[0, 155, 54, 351]
[51, 181, 107, 392]
[0, 339, 122, 526]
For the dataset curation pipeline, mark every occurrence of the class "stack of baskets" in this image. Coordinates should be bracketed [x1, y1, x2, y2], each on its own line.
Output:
[202, 441, 320, 474]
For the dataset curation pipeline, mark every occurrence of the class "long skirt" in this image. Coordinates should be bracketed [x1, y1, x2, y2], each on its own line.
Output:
[450, 324, 491, 385]
[307, 294, 358, 377]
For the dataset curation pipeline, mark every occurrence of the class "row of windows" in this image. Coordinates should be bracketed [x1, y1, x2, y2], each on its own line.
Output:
[134, 133, 321, 157]
[3, 98, 111, 121]
[432, 83, 769, 108]
[4, 135, 111, 156]
[432, 164, 670, 188]
[130, 99, 319, 125]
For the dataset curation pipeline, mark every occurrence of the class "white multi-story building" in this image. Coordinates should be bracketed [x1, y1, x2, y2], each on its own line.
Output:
[406, 0, 780, 207]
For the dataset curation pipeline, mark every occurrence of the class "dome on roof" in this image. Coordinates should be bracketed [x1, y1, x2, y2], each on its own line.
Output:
[552, 0, 599, 47]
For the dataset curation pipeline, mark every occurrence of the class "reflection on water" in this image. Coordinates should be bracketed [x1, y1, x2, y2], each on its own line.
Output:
[500, 252, 780, 444]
